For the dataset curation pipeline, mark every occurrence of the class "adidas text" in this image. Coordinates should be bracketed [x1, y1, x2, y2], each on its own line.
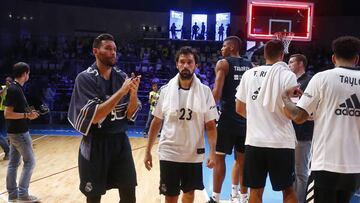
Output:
[335, 108, 360, 117]
[335, 94, 360, 116]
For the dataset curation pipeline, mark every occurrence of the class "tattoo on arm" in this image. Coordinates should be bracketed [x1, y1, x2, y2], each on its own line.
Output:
[283, 96, 309, 124]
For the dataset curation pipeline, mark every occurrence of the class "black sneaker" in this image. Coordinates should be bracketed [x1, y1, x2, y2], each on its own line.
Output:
[207, 197, 217, 203]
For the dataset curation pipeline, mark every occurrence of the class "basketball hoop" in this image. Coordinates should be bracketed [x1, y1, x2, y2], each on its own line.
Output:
[274, 31, 294, 54]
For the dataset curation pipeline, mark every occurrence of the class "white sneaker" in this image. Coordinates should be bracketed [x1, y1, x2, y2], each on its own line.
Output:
[239, 193, 249, 203]
[230, 193, 240, 203]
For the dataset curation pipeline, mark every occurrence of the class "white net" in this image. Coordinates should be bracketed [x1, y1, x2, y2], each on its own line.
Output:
[274, 32, 294, 54]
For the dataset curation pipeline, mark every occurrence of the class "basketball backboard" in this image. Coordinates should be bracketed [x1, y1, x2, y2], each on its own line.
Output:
[247, 0, 314, 41]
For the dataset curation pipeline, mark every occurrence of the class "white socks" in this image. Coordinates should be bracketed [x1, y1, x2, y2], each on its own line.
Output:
[240, 193, 249, 203]
[211, 192, 220, 202]
[231, 184, 239, 197]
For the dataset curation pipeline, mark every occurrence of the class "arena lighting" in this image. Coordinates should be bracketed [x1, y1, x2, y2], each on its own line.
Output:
[247, 0, 314, 41]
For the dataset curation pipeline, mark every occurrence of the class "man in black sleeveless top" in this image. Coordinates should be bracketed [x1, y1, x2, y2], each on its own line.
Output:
[210, 36, 253, 203]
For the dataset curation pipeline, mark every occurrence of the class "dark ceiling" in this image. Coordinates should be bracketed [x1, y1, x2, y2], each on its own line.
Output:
[23, 0, 358, 16]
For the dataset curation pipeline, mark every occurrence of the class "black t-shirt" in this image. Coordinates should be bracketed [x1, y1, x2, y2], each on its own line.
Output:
[293, 73, 314, 141]
[4, 81, 29, 134]
[219, 57, 252, 126]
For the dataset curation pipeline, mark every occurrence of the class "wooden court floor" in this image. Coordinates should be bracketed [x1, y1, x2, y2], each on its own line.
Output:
[0, 135, 206, 203]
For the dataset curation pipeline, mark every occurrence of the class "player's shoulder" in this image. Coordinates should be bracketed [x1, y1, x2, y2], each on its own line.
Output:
[113, 66, 128, 79]
[216, 58, 229, 65]
[76, 68, 96, 83]
[200, 83, 212, 92]
[158, 84, 169, 95]
[311, 69, 333, 80]
[215, 59, 229, 72]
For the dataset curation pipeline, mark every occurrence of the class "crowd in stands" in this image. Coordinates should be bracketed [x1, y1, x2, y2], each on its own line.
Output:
[0, 34, 336, 126]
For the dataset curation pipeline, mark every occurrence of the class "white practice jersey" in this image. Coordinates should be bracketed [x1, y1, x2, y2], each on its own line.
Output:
[236, 65, 298, 149]
[153, 85, 218, 163]
[297, 67, 360, 173]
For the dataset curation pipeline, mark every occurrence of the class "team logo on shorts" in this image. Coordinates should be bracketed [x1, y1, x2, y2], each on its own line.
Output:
[160, 184, 167, 193]
[85, 182, 93, 192]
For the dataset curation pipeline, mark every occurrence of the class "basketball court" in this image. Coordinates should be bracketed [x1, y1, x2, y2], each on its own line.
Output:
[0, 126, 359, 202]
[0, 0, 359, 202]
[0, 127, 293, 203]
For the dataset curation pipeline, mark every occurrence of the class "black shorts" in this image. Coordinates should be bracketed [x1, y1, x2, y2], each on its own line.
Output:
[216, 121, 246, 154]
[305, 171, 360, 203]
[243, 145, 295, 191]
[78, 132, 137, 197]
[159, 160, 204, 196]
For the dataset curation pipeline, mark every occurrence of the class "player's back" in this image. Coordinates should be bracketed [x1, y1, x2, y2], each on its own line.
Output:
[299, 67, 360, 173]
[238, 65, 297, 149]
[219, 57, 252, 126]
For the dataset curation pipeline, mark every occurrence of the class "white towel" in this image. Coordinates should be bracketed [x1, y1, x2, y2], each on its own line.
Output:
[257, 61, 290, 112]
[162, 74, 207, 115]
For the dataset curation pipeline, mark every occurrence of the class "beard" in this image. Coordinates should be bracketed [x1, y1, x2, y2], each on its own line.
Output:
[179, 69, 194, 80]
[98, 56, 116, 67]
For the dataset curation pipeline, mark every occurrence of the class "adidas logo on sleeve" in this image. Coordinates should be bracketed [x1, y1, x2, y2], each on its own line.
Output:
[335, 94, 360, 117]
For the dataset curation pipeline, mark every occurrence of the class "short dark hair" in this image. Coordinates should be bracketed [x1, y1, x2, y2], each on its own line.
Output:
[332, 36, 360, 61]
[224, 36, 242, 51]
[175, 46, 199, 64]
[5, 77, 13, 83]
[264, 40, 284, 60]
[13, 62, 30, 78]
[290, 54, 308, 67]
[92, 33, 115, 48]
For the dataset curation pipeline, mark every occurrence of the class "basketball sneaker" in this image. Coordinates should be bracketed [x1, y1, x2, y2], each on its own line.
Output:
[230, 193, 240, 203]
[207, 197, 218, 203]
[239, 193, 249, 203]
